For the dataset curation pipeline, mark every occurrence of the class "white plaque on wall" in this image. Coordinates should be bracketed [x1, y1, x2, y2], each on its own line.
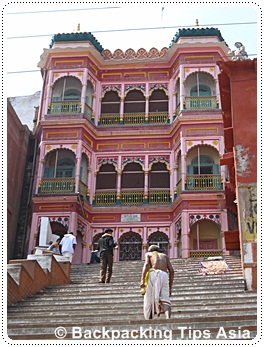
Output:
[121, 214, 141, 222]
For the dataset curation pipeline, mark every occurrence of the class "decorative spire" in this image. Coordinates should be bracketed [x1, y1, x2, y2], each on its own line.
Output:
[77, 23, 80, 32]
[195, 19, 199, 26]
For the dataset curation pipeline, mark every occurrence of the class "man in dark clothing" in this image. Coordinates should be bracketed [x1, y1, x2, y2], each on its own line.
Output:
[97, 229, 117, 283]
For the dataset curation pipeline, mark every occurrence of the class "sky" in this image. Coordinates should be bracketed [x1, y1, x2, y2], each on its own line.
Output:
[3, 1, 260, 97]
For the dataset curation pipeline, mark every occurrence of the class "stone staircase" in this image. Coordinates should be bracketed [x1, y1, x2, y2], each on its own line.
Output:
[7, 255, 257, 340]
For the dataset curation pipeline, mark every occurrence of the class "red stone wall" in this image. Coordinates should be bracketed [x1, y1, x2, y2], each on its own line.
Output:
[7, 100, 31, 261]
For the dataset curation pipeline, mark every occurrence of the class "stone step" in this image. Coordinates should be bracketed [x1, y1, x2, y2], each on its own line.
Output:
[7, 317, 257, 340]
[7, 295, 257, 312]
[7, 255, 257, 341]
[32, 280, 246, 294]
[8, 291, 256, 308]
[7, 304, 257, 323]
[7, 310, 257, 327]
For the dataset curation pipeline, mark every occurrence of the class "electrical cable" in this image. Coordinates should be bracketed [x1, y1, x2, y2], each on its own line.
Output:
[7, 21, 257, 40]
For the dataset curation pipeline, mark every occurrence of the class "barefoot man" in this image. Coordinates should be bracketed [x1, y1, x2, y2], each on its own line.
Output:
[140, 245, 174, 319]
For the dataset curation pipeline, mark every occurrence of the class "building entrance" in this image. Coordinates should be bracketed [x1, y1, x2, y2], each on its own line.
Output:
[119, 232, 142, 260]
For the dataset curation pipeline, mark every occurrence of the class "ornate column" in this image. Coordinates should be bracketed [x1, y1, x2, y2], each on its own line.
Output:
[144, 155, 149, 204]
[180, 66, 185, 110]
[45, 70, 53, 116]
[116, 156, 122, 205]
[75, 141, 82, 194]
[81, 68, 88, 113]
[145, 96, 149, 123]
[120, 97, 124, 124]
[142, 226, 148, 260]
[181, 211, 190, 258]
[181, 135, 186, 192]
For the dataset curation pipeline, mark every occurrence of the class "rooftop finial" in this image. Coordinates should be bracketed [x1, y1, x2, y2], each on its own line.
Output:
[195, 19, 199, 26]
[77, 23, 80, 32]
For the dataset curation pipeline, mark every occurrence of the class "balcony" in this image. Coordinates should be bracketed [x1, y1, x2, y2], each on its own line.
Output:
[38, 178, 75, 194]
[99, 112, 169, 126]
[121, 190, 144, 205]
[94, 191, 117, 206]
[148, 189, 171, 205]
[49, 101, 81, 114]
[186, 175, 222, 191]
[185, 96, 218, 110]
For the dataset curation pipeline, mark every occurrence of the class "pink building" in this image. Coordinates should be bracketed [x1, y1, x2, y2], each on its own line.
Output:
[28, 28, 233, 264]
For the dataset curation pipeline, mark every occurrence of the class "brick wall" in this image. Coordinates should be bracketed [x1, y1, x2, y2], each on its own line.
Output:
[7, 255, 71, 307]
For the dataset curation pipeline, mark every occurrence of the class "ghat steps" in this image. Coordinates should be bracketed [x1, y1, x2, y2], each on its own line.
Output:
[7, 255, 257, 341]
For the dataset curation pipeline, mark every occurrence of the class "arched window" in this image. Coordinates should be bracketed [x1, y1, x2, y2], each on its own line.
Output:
[149, 162, 169, 188]
[101, 90, 120, 114]
[86, 80, 94, 108]
[121, 162, 144, 189]
[43, 149, 76, 178]
[96, 163, 117, 190]
[190, 85, 211, 97]
[188, 155, 219, 175]
[51, 76, 82, 102]
[149, 89, 168, 112]
[80, 154, 88, 184]
[124, 90, 145, 113]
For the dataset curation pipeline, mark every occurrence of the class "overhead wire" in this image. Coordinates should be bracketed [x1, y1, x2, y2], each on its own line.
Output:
[6, 15, 257, 74]
[7, 6, 122, 14]
[7, 21, 257, 40]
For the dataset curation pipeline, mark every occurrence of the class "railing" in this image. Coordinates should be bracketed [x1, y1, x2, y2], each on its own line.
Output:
[148, 190, 171, 204]
[186, 175, 222, 190]
[175, 180, 182, 196]
[79, 181, 89, 201]
[121, 190, 144, 205]
[148, 112, 169, 124]
[123, 113, 145, 125]
[174, 103, 181, 118]
[94, 191, 117, 206]
[100, 114, 120, 126]
[185, 96, 217, 110]
[84, 103, 93, 120]
[189, 249, 223, 258]
[39, 178, 75, 194]
[49, 101, 81, 114]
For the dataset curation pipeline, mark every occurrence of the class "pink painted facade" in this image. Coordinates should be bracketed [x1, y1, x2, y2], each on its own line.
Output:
[28, 28, 233, 264]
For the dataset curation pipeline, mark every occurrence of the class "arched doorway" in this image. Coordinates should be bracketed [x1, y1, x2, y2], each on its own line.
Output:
[119, 232, 142, 260]
[50, 221, 68, 239]
[189, 219, 222, 257]
[148, 231, 169, 255]
[92, 233, 103, 251]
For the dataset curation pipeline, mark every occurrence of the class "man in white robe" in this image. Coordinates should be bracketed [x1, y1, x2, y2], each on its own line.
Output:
[140, 245, 174, 319]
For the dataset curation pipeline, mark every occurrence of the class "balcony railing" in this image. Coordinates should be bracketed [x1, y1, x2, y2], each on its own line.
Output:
[148, 112, 169, 124]
[148, 190, 171, 204]
[186, 175, 222, 190]
[121, 190, 144, 205]
[39, 178, 75, 194]
[79, 181, 89, 202]
[175, 180, 182, 196]
[94, 191, 117, 206]
[49, 101, 81, 114]
[123, 113, 145, 125]
[84, 103, 93, 120]
[100, 114, 120, 126]
[185, 96, 218, 110]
